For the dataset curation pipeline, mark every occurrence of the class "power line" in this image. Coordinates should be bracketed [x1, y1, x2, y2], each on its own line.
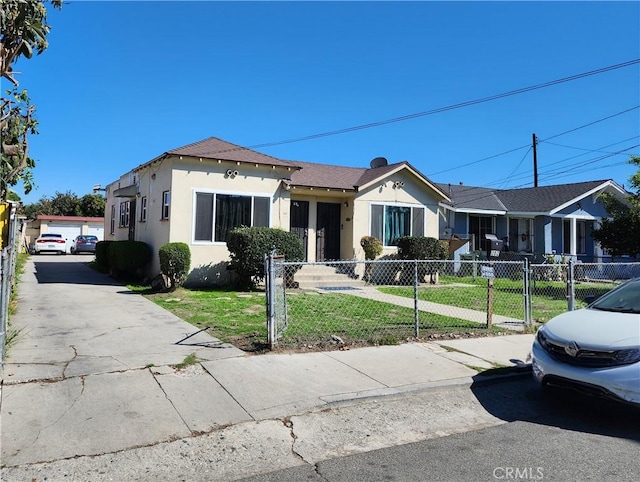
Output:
[245, 59, 640, 150]
[499, 146, 533, 189]
[428, 105, 639, 178]
[441, 140, 639, 206]
[539, 105, 639, 142]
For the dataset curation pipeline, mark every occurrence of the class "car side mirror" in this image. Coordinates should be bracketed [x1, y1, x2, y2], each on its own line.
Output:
[584, 295, 598, 304]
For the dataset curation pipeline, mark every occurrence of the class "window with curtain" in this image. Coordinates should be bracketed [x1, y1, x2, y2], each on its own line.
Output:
[194, 192, 270, 242]
[371, 204, 425, 246]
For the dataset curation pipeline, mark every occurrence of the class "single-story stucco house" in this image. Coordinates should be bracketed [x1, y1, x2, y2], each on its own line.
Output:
[438, 180, 630, 262]
[104, 137, 450, 285]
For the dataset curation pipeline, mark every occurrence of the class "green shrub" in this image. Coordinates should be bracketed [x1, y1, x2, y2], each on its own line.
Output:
[396, 236, 448, 284]
[360, 236, 383, 282]
[360, 236, 383, 260]
[396, 236, 448, 260]
[95, 241, 114, 272]
[159, 242, 191, 291]
[107, 240, 152, 281]
[227, 227, 305, 289]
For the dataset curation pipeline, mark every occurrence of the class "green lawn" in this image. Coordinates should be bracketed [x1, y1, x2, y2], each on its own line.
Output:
[378, 275, 615, 323]
[141, 286, 504, 351]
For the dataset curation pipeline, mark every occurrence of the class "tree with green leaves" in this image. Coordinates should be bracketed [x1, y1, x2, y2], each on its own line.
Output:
[1, 0, 62, 201]
[22, 191, 105, 219]
[592, 155, 640, 257]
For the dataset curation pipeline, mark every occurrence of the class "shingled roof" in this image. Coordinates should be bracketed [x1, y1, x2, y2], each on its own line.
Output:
[437, 183, 506, 211]
[140, 137, 298, 169]
[441, 180, 619, 213]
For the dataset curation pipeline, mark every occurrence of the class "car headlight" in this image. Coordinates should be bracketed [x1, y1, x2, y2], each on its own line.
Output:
[536, 326, 550, 350]
[613, 348, 640, 365]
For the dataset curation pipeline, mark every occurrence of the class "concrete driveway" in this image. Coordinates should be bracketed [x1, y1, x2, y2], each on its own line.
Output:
[1, 255, 247, 466]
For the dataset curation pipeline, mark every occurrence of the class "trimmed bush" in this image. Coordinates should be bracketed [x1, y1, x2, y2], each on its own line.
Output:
[159, 242, 191, 291]
[360, 236, 383, 282]
[227, 227, 305, 289]
[94, 240, 114, 272]
[107, 240, 152, 281]
[360, 236, 383, 260]
[396, 236, 448, 284]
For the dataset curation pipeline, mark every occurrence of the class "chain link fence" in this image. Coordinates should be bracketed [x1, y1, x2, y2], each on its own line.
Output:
[529, 260, 640, 323]
[264, 255, 640, 350]
[0, 202, 22, 366]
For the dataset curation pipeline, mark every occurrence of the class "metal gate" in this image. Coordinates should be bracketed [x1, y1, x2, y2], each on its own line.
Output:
[265, 252, 287, 347]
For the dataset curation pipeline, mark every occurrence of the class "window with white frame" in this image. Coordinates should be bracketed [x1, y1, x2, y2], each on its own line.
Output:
[194, 192, 270, 243]
[110, 205, 116, 234]
[119, 201, 130, 227]
[161, 191, 170, 220]
[370, 204, 425, 246]
[140, 196, 147, 222]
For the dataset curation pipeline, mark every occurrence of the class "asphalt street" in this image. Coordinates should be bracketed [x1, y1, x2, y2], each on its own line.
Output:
[240, 377, 640, 482]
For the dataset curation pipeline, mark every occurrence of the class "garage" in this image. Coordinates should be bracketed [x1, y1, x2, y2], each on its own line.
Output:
[26, 215, 106, 254]
[46, 224, 82, 253]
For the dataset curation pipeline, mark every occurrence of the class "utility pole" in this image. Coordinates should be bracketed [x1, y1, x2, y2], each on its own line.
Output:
[532, 133, 538, 187]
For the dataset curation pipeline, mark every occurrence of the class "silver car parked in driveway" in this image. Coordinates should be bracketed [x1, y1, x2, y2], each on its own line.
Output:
[532, 277, 640, 405]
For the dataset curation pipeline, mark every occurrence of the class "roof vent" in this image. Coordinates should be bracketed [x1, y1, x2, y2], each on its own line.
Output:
[370, 157, 388, 168]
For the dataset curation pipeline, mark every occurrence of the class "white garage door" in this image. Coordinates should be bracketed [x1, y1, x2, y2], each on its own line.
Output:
[47, 224, 82, 253]
[88, 226, 104, 240]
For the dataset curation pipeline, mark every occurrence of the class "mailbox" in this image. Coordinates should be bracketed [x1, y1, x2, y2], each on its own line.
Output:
[485, 234, 503, 259]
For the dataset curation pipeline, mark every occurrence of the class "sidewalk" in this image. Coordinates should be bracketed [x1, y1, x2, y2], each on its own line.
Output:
[0, 256, 533, 478]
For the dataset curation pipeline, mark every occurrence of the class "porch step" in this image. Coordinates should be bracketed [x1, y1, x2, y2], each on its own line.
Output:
[292, 264, 366, 290]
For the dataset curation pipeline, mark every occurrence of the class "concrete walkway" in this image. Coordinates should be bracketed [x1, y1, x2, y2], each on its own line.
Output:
[0, 256, 534, 479]
[340, 286, 524, 331]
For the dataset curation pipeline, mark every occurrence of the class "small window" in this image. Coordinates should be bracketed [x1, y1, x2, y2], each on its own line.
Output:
[119, 201, 130, 227]
[140, 196, 147, 222]
[162, 191, 170, 220]
[110, 205, 116, 234]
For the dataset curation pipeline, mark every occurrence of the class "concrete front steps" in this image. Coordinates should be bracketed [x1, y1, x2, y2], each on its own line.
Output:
[292, 263, 366, 290]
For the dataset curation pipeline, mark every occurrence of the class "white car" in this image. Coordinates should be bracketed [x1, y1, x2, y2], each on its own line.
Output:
[531, 277, 640, 405]
[33, 233, 67, 255]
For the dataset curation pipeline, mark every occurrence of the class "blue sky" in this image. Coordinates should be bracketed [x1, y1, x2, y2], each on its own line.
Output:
[12, 0, 640, 204]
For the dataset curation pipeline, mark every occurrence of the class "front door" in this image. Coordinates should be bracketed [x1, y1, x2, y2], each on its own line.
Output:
[316, 202, 341, 261]
[290, 200, 309, 260]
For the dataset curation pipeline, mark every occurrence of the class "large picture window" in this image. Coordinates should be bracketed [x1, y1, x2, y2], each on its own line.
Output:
[371, 204, 425, 246]
[194, 192, 270, 242]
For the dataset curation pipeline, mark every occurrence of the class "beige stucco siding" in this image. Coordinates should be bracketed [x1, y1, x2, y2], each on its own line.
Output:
[168, 157, 292, 284]
[352, 173, 442, 260]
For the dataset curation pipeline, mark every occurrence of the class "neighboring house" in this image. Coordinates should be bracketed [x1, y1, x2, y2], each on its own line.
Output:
[25, 215, 105, 253]
[104, 137, 450, 285]
[438, 180, 629, 262]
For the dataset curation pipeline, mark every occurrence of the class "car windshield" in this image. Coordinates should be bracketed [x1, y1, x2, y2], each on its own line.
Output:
[590, 278, 640, 314]
[42, 234, 62, 238]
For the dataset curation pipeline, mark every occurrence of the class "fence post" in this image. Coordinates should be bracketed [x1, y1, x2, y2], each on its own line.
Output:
[523, 258, 531, 327]
[0, 249, 8, 365]
[567, 259, 575, 311]
[265, 252, 276, 348]
[413, 259, 419, 337]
